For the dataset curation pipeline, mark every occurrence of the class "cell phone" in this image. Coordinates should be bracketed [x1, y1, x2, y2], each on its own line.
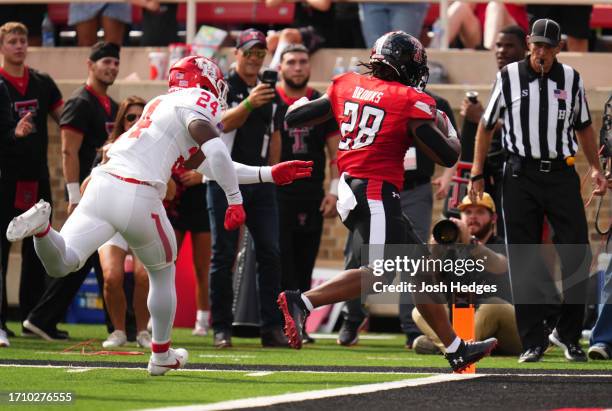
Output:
[261, 69, 278, 88]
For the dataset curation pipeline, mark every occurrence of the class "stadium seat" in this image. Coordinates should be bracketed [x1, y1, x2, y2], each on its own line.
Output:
[591, 5, 612, 29]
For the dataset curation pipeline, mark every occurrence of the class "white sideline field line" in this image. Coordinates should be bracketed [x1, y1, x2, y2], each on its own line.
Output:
[1, 363, 612, 379]
[140, 374, 482, 411]
[0, 363, 427, 375]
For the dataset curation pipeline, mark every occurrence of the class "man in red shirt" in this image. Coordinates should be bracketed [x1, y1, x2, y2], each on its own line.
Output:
[278, 31, 497, 372]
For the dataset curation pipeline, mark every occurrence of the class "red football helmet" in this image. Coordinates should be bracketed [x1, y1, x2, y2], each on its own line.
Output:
[168, 56, 228, 107]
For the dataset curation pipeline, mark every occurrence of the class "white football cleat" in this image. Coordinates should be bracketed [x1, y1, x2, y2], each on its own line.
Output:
[6, 200, 51, 242]
[102, 330, 127, 348]
[192, 323, 208, 336]
[136, 331, 152, 349]
[147, 348, 188, 376]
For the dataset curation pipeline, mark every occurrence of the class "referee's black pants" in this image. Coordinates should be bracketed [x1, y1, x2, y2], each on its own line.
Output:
[502, 163, 590, 350]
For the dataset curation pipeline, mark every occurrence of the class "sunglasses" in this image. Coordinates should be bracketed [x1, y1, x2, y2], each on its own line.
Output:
[125, 113, 141, 122]
[242, 49, 267, 59]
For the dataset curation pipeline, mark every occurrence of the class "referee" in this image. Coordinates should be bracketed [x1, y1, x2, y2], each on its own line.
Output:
[469, 19, 607, 363]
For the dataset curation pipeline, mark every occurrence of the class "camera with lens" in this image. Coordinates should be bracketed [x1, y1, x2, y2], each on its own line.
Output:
[433, 219, 460, 244]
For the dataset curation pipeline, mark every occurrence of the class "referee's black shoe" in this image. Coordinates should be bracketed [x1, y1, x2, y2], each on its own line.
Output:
[445, 338, 498, 372]
[277, 291, 309, 349]
[549, 328, 587, 362]
[518, 346, 546, 363]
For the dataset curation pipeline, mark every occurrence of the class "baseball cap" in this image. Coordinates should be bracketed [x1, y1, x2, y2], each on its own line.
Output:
[457, 193, 496, 213]
[529, 18, 561, 46]
[236, 29, 267, 50]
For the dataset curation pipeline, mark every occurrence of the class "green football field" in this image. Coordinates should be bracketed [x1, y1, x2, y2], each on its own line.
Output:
[1, 322, 610, 410]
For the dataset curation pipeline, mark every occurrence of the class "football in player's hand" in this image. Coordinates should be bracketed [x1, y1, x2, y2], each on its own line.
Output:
[412, 109, 460, 167]
[434, 109, 449, 137]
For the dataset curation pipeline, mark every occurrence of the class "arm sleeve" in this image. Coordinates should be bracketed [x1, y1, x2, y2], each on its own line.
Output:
[572, 74, 592, 130]
[323, 111, 340, 139]
[200, 137, 243, 205]
[482, 73, 504, 130]
[435, 97, 457, 130]
[60, 97, 89, 133]
[197, 159, 273, 184]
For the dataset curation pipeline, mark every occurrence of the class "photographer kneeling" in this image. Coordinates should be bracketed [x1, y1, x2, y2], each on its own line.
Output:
[412, 193, 522, 355]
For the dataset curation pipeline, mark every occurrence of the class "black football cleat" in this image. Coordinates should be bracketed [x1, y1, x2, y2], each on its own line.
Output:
[277, 291, 309, 349]
[445, 338, 497, 372]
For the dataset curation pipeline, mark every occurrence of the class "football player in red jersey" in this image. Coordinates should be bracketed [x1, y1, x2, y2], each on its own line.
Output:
[277, 31, 498, 372]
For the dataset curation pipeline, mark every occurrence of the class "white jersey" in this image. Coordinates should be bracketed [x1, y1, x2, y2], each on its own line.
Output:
[98, 87, 222, 198]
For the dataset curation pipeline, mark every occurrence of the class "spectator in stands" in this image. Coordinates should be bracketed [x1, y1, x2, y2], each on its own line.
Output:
[0, 73, 35, 348]
[266, 0, 336, 68]
[90, 96, 152, 349]
[266, 1, 365, 63]
[0, 6, 46, 46]
[527, 5, 592, 52]
[273, 44, 340, 343]
[332, 3, 366, 49]
[358, 2, 429, 49]
[165, 166, 211, 336]
[411, 193, 521, 355]
[0, 22, 63, 337]
[22, 42, 120, 341]
[337, 92, 457, 349]
[458, 25, 527, 238]
[131, 0, 180, 47]
[430, 2, 528, 49]
[209, 28, 287, 348]
[68, 2, 135, 46]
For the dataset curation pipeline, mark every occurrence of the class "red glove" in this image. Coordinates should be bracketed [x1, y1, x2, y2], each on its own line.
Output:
[271, 160, 313, 185]
[224, 204, 246, 231]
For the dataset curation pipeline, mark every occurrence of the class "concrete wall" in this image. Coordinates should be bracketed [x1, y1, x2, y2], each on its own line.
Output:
[20, 47, 612, 88]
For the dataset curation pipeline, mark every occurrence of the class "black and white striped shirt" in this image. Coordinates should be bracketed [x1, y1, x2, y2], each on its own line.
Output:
[482, 57, 591, 160]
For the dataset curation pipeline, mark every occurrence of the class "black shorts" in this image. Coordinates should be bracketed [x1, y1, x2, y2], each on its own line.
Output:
[0, 6, 47, 36]
[527, 5, 593, 39]
[343, 177, 411, 245]
[168, 184, 210, 233]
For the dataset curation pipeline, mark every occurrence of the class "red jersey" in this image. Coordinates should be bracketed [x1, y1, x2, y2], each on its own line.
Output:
[327, 72, 436, 190]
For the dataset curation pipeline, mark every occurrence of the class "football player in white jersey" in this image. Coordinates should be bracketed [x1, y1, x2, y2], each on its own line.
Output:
[5, 56, 312, 376]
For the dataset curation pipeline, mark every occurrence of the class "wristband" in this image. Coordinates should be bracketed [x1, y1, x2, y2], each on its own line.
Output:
[470, 174, 484, 182]
[329, 178, 339, 197]
[243, 98, 254, 112]
[67, 182, 82, 204]
[226, 190, 243, 206]
[259, 166, 273, 183]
